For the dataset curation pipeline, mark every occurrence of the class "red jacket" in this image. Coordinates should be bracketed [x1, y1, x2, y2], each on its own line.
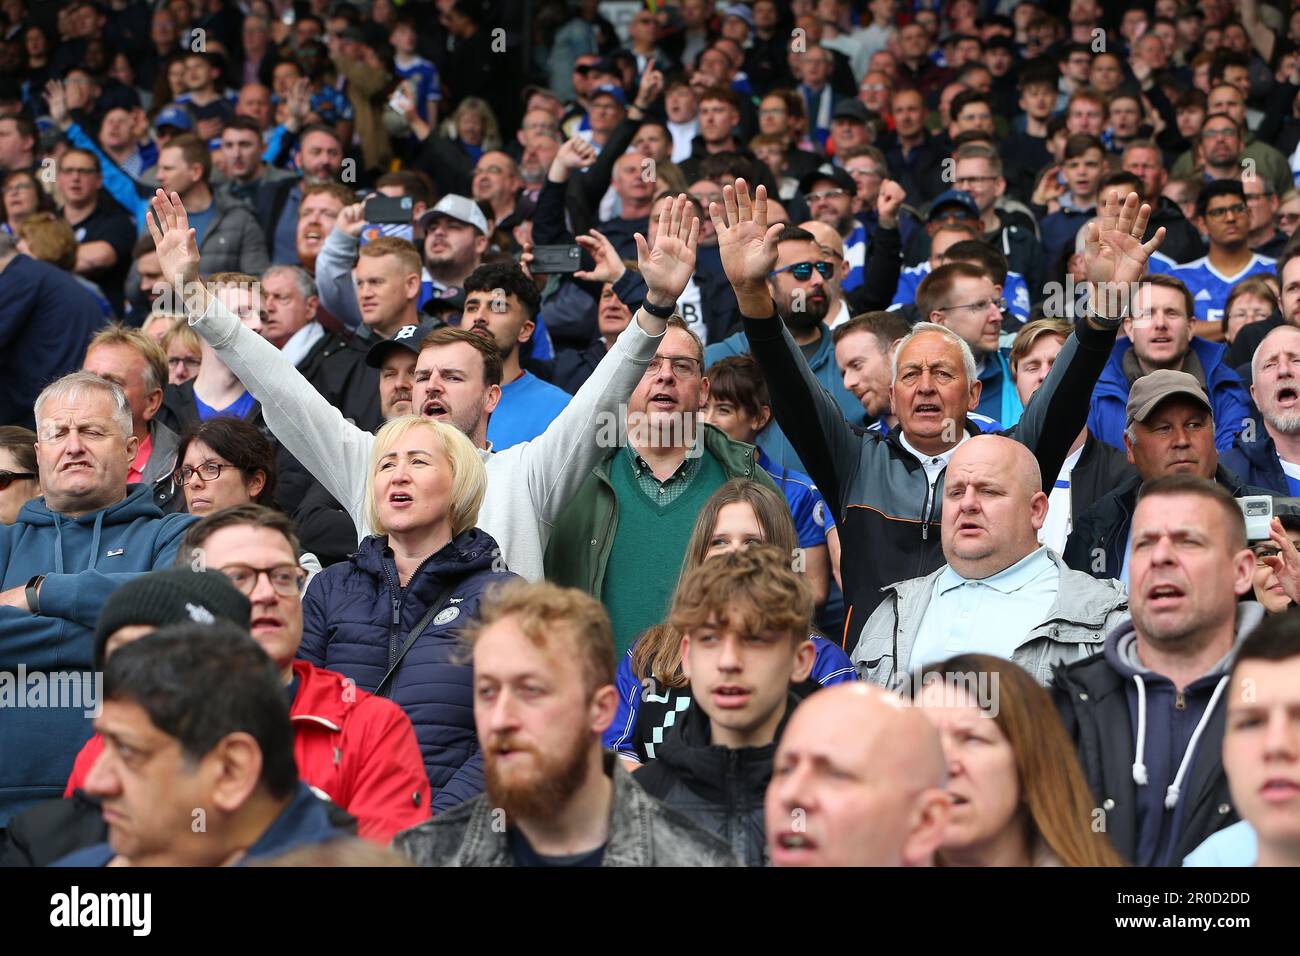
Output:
[66, 659, 431, 843]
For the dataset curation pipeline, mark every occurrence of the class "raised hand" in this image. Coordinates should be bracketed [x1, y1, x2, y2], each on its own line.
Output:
[1263, 517, 1300, 605]
[286, 77, 312, 131]
[1084, 189, 1166, 316]
[145, 189, 203, 307]
[634, 192, 699, 306]
[548, 136, 597, 184]
[709, 179, 782, 298]
[1031, 165, 1065, 208]
[44, 79, 70, 129]
[876, 178, 906, 227]
[574, 228, 627, 284]
[634, 64, 663, 110]
[336, 201, 368, 238]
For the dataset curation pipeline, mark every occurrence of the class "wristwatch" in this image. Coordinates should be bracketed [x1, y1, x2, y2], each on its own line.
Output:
[25, 574, 44, 614]
[642, 298, 677, 319]
[1087, 286, 1128, 329]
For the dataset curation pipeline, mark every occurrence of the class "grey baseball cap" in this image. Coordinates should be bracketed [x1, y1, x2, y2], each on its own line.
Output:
[1125, 369, 1213, 430]
[417, 194, 490, 235]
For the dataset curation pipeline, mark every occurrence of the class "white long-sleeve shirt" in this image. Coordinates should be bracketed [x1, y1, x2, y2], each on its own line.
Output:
[188, 295, 664, 580]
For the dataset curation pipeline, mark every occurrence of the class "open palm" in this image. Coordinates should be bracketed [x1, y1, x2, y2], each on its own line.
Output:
[1084, 189, 1166, 300]
[709, 179, 782, 294]
[634, 193, 699, 303]
[145, 189, 202, 297]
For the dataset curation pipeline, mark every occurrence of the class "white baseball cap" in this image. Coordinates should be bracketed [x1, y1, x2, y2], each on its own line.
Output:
[417, 194, 490, 235]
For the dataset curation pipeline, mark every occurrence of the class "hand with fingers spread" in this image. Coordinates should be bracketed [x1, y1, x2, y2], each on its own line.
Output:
[574, 229, 626, 284]
[1263, 518, 1300, 606]
[145, 188, 203, 305]
[634, 193, 700, 307]
[709, 179, 783, 308]
[1083, 189, 1166, 324]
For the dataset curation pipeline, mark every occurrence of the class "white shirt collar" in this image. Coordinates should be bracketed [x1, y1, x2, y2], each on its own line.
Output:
[897, 429, 968, 482]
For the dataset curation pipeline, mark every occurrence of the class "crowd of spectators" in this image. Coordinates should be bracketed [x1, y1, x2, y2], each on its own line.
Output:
[2, 0, 1300, 870]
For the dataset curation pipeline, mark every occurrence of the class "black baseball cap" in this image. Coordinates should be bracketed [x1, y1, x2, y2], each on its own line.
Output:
[798, 164, 857, 196]
[365, 322, 437, 368]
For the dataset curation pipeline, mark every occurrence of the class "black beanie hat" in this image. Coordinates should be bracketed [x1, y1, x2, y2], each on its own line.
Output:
[94, 569, 252, 666]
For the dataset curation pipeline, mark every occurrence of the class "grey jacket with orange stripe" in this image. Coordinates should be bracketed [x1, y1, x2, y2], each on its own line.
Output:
[742, 312, 1121, 657]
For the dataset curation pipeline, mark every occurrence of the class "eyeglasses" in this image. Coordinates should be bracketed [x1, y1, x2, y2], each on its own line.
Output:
[167, 356, 201, 370]
[806, 189, 847, 202]
[847, 166, 883, 179]
[3, 182, 34, 194]
[937, 296, 1006, 315]
[173, 461, 230, 485]
[0, 470, 35, 490]
[1200, 127, 1238, 141]
[1279, 212, 1300, 226]
[770, 260, 835, 280]
[1228, 307, 1272, 322]
[953, 175, 997, 187]
[220, 564, 307, 597]
[1205, 202, 1247, 220]
[643, 355, 702, 378]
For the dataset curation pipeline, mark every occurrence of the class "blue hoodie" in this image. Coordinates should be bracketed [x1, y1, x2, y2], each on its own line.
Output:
[1087, 337, 1253, 454]
[0, 486, 195, 824]
[52, 781, 342, 866]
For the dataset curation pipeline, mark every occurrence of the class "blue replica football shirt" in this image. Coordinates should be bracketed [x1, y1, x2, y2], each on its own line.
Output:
[1171, 254, 1276, 323]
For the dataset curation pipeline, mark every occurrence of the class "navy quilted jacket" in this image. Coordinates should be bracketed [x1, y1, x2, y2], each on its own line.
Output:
[299, 527, 516, 814]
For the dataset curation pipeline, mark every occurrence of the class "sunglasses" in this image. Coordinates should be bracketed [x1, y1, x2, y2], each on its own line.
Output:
[0, 470, 35, 490]
[770, 261, 835, 280]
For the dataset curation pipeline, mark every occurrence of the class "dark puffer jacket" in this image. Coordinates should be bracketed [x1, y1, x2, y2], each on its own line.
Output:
[299, 528, 516, 813]
[633, 694, 797, 867]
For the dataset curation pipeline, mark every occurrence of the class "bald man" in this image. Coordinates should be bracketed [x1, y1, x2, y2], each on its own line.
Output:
[799, 219, 851, 329]
[1221, 325, 1300, 495]
[765, 683, 949, 867]
[853, 435, 1129, 686]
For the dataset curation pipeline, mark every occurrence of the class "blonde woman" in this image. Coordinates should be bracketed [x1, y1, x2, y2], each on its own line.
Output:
[159, 316, 202, 384]
[299, 416, 516, 812]
[440, 96, 503, 159]
[605, 479, 855, 767]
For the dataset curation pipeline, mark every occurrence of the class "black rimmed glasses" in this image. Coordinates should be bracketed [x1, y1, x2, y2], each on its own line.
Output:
[173, 461, 229, 485]
[219, 564, 307, 597]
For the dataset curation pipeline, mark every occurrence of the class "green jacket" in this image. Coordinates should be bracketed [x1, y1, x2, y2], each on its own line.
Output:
[544, 423, 779, 595]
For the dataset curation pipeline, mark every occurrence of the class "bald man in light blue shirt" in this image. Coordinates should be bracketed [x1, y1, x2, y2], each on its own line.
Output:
[854, 435, 1129, 687]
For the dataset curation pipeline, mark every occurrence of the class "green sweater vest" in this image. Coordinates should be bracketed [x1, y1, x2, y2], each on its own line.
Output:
[602, 450, 727, 657]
